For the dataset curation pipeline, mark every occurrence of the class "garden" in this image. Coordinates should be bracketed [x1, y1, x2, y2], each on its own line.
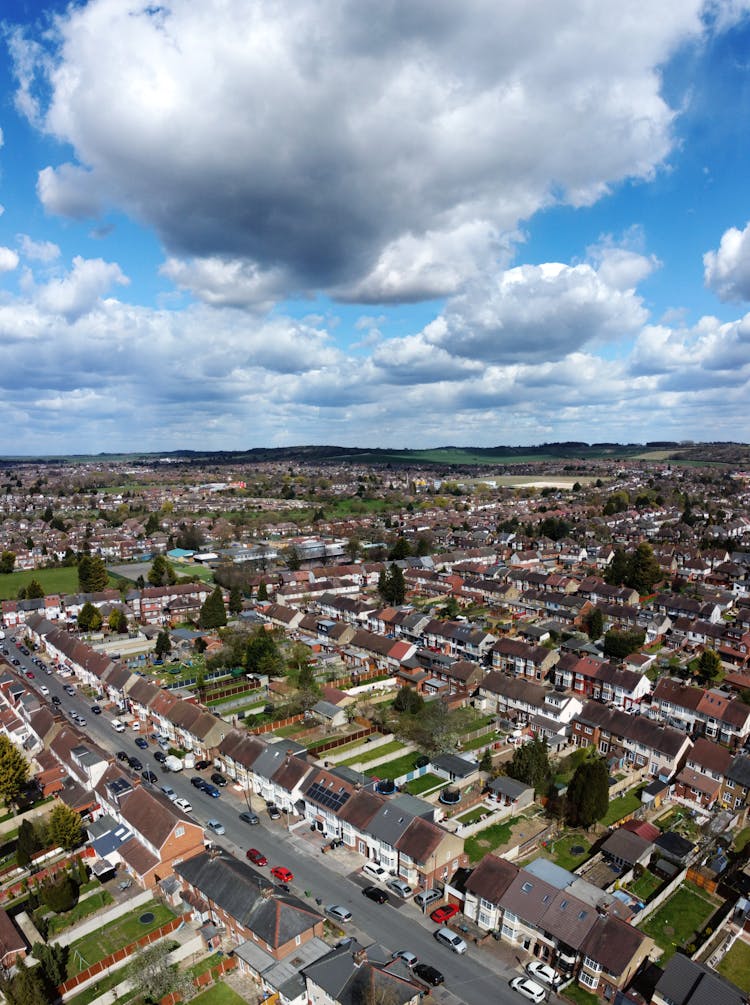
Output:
[717, 938, 750, 992]
[638, 880, 720, 963]
[600, 783, 647, 827]
[464, 816, 519, 863]
[66, 901, 177, 976]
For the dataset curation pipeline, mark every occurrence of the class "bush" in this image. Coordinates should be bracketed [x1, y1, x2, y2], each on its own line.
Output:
[41, 875, 78, 914]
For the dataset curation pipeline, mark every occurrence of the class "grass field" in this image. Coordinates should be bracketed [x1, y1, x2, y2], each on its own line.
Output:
[717, 938, 750, 992]
[464, 817, 519, 863]
[46, 890, 115, 937]
[600, 784, 646, 827]
[67, 902, 176, 976]
[339, 740, 406, 767]
[190, 985, 247, 1005]
[460, 731, 499, 752]
[628, 870, 662, 902]
[0, 566, 119, 600]
[639, 881, 717, 963]
[366, 750, 426, 780]
[543, 832, 593, 872]
[403, 773, 444, 795]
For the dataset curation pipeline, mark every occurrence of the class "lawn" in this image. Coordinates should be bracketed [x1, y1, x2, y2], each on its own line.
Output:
[562, 983, 601, 1005]
[368, 750, 426, 780]
[638, 881, 717, 963]
[403, 773, 444, 795]
[0, 566, 120, 600]
[460, 731, 499, 752]
[456, 806, 488, 825]
[190, 984, 247, 1005]
[188, 952, 225, 979]
[544, 833, 593, 872]
[66, 966, 140, 1005]
[717, 938, 750, 992]
[734, 826, 750, 853]
[600, 784, 646, 827]
[339, 740, 406, 767]
[464, 817, 518, 864]
[66, 901, 176, 976]
[46, 890, 115, 937]
[456, 713, 497, 735]
[628, 870, 662, 903]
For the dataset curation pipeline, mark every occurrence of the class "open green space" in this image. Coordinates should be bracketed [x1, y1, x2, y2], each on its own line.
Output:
[367, 750, 427, 780]
[638, 881, 717, 963]
[0, 566, 121, 600]
[600, 784, 646, 827]
[403, 773, 444, 796]
[717, 938, 750, 992]
[190, 984, 247, 1005]
[628, 870, 662, 903]
[46, 890, 115, 937]
[66, 901, 176, 976]
[464, 817, 519, 864]
[339, 740, 406, 767]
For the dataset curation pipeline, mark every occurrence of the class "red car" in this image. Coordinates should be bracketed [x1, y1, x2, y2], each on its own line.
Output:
[270, 866, 294, 883]
[246, 848, 268, 866]
[430, 903, 459, 924]
[25, 671, 34, 679]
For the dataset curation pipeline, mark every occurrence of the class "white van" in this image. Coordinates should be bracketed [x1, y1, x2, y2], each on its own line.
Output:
[362, 862, 387, 881]
[111, 719, 125, 733]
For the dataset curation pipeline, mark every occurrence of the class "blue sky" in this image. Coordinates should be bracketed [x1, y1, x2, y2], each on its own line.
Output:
[1, 1, 750, 454]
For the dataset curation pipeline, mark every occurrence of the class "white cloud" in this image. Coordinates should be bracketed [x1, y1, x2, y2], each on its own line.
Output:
[36, 256, 129, 320]
[160, 256, 288, 310]
[13, 0, 715, 302]
[0, 248, 19, 272]
[18, 235, 61, 263]
[703, 220, 750, 301]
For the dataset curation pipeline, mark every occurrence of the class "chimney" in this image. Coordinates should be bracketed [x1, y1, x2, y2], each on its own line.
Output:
[261, 885, 274, 899]
[352, 948, 367, 967]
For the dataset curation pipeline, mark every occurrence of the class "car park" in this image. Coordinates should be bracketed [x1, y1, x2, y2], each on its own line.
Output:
[434, 928, 467, 954]
[135, 737, 149, 749]
[510, 977, 546, 1003]
[430, 904, 459, 924]
[415, 889, 441, 909]
[206, 819, 225, 835]
[142, 770, 158, 783]
[387, 879, 413, 898]
[326, 905, 352, 923]
[210, 772, 228, 787]
[203, 784, 220, 798]
[526, 962, 562, 988]
[391, 951, 418, 969]
[413, 964, 444, 987]
[246, 848, 268, 866]
[270, 866, 294, 883]
[174, 797, 193, 813]
[91, 705, 101, 714]
[239, 811, 260, 825]
[362, 885, 389, 904]
[190, 776, 206, 789]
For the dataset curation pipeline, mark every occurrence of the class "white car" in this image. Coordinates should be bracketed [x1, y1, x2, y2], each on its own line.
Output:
[160, 785, 177, 801]
[206, 819, 225, 835]
[526, 962, 562, 987]
[391, 951, 418, 969]
[434, 928, 467, 954]
[362, 861, 387, 880]
[387, 879, 414, 898]
[510, 977, 546, 1003]
[174, 797, 193, 813]
[39, 685, 49, 695]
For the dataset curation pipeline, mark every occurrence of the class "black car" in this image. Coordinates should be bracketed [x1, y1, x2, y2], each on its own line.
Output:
[91, 705, 102, 715]
[239, 811, 260, 825]
[142, 770, 158, 783]
[267, 804, 281, 820]
[413, 964, 444, 987]
[195, 759, 211, 770]
[154, 751, 167, 764]
[128, 756, 143, 771]
[51, 695, 61, 705]
[116, 750, 129, 761]
[190, 776, 206, 789]
[210, 772, 228, 787]
[362, 885, 389, 904]
[135, 737, 149, 749]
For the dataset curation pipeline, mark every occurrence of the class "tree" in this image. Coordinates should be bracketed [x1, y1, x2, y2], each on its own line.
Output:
[566, 756, 609, 828]
[506, 738, 551, 794]
[586, 608, 604, 641]
[31, 942, 68, 994]
[228, 586, 243, 615]
[378, 565, 405, 605]
[697, 649, 722, 684]
[124, 942, 194, 1003]
[154, 630, 172, 659]
[77, 602, 102, 632]
[393, 686, 424, 715]
[625, 542, 662, 596]
[48, 802, 83, 851]
[16, 819, 41, 868]
[0, 736, 28, 807]
[77, 555, 108, 593]
[108, 608, 128, 634]
[285, 545, 301, 571]
[0, 966, 49, 1005]
[41, 873, 78, 913]
[148, 554, 176, 587]
[346, 537, 361, 562]
[199, 586, 227, 629]
[144, 512, 160, 536]
[0, 551, 15, 574]
[603, 628, 645, 660]
[23, 578, 44, 599]
[604, 548, 629, 586]
[246, 629, 284, 677]
[479, 748, 494, 773]
[256, 580, 268, 601]
[175, 523, 205, 551]
[388, 537, 411, 560]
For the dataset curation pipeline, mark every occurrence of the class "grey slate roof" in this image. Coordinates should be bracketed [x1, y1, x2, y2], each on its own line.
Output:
[302, 941, 420, 1005]
[366, 803, 416, 846]
[654, 954, 745, 1005]
[488, 776, 534, 800]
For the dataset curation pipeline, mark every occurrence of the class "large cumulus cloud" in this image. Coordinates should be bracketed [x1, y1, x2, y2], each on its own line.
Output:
[12, 0, 714, 303]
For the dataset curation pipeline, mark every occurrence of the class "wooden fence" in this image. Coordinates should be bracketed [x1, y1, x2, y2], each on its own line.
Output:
[251, 713, 305, 735]
[160, 955, 238, 1004]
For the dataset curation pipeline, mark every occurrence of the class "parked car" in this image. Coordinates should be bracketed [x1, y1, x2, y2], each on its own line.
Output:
[239, 811, 260, 825]
[116, 750, 129, 761]
[430, 904, 459, 924]
[267, 804, 281, 820]
[526, 962, 562, 988]
[387, 879, 413, 898]
[174, 797, 193, 813]
[434, 928, 467, 954]
[362, 861, 387, 880]
[135, 737, 148, 749]
[203, 784, 220, 798]
[195, 759, 212, 770]
[127, 756, 143, 771]
[51, 695, 61, 705]
[326, 905, 352, 923]
[270, 866, 294, 883]
[362, 885, 389, 904]
[142, 770, 158, 783]
[391, 951, 418, 969]
[510, 977, 546, 1003]
[190, 776, 206, 789]
[206, 819, 225, 835]
[160, 785, 177, 801]
[91, 705, 102, 714]
[413, 964, 444, 987]
[154, 751, 167, 764]
[210, 772, 228, 787]
[25, 671, 34, 679]
[415, 888, 441, 910]
[246, 848, 268, 866]
[39, 685, 49, 695]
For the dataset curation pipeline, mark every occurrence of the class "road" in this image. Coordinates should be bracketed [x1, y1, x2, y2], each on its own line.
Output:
[1, 633, 550, 1005]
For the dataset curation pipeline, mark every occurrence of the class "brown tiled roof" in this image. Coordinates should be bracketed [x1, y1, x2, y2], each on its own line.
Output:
[218, 730, 267, 767]
[0, 909, 25, 960]
[118, 785, 196, 848]
[118, 835, 159, 877]
[688, 737, 733, 776]
[465, 854, 518, 903]
[580, 914, 649, 976]
[337, 790, 384, 830]
[395, 817, 443, 863]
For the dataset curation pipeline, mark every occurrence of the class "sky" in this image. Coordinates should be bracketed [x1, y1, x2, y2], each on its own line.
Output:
[2, 1, 750, 455]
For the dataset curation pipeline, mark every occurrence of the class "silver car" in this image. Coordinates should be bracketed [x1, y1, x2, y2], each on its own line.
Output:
[326, 905, 352, 923]
[434, 928, 467, 954]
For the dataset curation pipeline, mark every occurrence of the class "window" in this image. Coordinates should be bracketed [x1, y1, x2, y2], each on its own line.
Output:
[583, 957, 602, 972]
[521, 881, 533, 893]
[175, 826, 184, 838]
[295, 935, 301, 946]
[726, 780, 735, 790]
[480, 897, 494, 911]
[580, 971, 599, 990]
